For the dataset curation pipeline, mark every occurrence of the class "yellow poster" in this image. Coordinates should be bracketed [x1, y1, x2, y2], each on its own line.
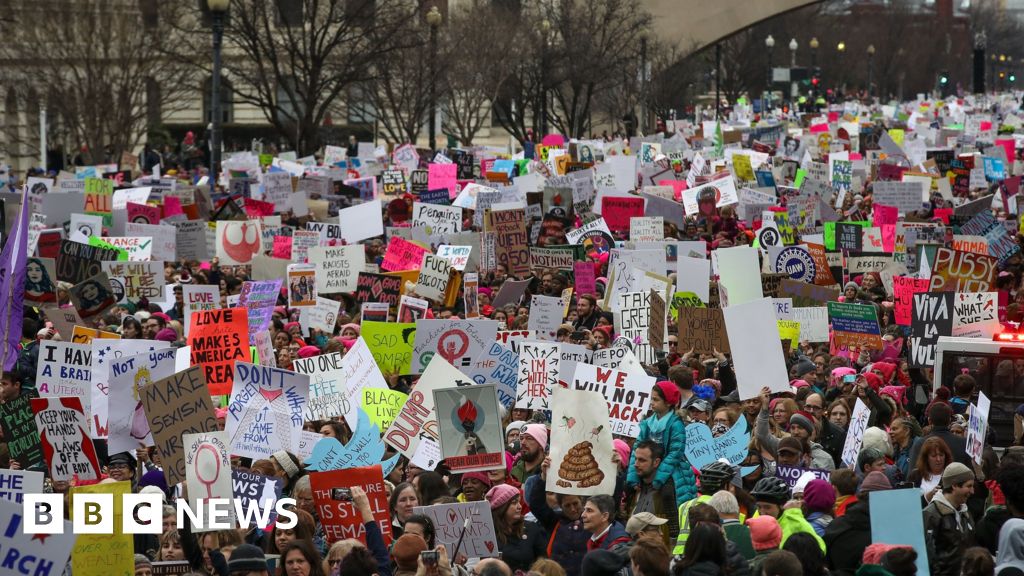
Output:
[361, 388, 409, 430]
[71, 481, 134, 576]
[777, 320, 801, 352]
[733, 154, 755, 182]
[361, 321, 416, 375]
[71, 326, 121, 345]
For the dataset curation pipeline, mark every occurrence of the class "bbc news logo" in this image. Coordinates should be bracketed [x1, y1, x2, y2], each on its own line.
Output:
[21, 495, 298, 534]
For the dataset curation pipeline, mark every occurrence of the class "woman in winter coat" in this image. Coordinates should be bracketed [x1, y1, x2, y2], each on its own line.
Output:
[487, 484, 547, 572]
[627, 380, 698, 506]
[674, 523, 731, 576]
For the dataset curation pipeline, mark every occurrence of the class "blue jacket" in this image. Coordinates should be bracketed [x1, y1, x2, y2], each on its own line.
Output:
[626, 411, 698, 506]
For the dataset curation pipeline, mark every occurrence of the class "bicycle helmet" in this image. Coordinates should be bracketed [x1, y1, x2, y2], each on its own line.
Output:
[750, 476, 792, 505]
[698, 461, 736, 494]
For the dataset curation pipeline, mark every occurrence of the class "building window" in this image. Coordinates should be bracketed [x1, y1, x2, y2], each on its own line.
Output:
[347, 84, 375, 124]
[346, 0, 375, 29]
[203, 76, 234, 124]
[146, 78, 161, 127]
[275, 0, 304, 27]
[276, 76, 306, 121]
[139, 0, 158, 29]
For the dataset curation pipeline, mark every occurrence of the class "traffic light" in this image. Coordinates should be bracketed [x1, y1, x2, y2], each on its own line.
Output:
[811, 77, 819, 87]
[940, 74, 949, 85]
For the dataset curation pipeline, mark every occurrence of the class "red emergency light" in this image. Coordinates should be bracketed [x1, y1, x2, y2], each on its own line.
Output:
[995, 332, 1024, 342]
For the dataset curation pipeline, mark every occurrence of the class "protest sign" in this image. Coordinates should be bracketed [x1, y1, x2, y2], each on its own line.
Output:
[438, 245, 472, 271]
[434, 384, 504, 472]
[182, 284, 220, 337]
[966, 391, 991, 465]
[188, 307, 251, 395]
[310, 465, 392, 545]
[415, 253, 452, 302]
[870, 489, 931, 576]
[309, 245, 364, 294]
[910, 292, 954, 368]
[124, 222, 176, 261]
[301, 296, 341, 334]
[684, 419, 755, 473]
[239, 279, 283, 341]
[793, 307, 829, 342]
[100, 261, 164, 303]
[410, 319, 499, 373]
[215, 220, 262, 265]
[139, 366, 218, 486]
[0, 395, 44, 469]
[70, 480, 132, 576]
[55, 239, 120, 285]
[547, 386, 616, 495]
[601, 196, 645, 232]
[723, 298, 789, 400]
[0, 498, 76, 575]
[226, 362, 310, 459]
[362, 321, 415, 374]
[412, 501, 499, 558]
[355, 272, 402, 310]
[649, 289, 666, 351]
[90, 339, 169, 439]
[827, 301, 883, 350]
[362, 388, 408, 431]
[527, 294, 565, 341]
[361, 302, 389, 322]
[575, 261, 597, 296]
[31, 396, 100, 481]
[892, 275, 929, 326]
[24, 257, 57, 306]
[381, 237, 430, 272]
[775, 465, 831, 489]
[872, 180, 925, 214]
[36, 340, 92, 410]
[69, 270, 118, 320]
[183, 431, 236, 532]
[0, 469, 42, 503]
[842, 398, 871, 467]
[485, 208, 530, 277]
[929, 247, 997, 292]
[232, 468, 284, 529]
[571, 363, 653, 438]
[466, 342, 519, 409]
[464, 272, 480, 317]
[682, 177, 739, 215]
[516, 341, 561, 410]
[107, 347, 177, 455]
[413, 202, 462, 235]
[287, 264, 317, 307]
[337, 200, 385, 243]
[716, 246, 762, 306]
[304, 409, 400, 475]
[617, 291, 659, 364]
[529, 247, 575, 272]
[952, 292, 999, 339]
[385, 356, 472, 468]
[677, 307, 730, 354]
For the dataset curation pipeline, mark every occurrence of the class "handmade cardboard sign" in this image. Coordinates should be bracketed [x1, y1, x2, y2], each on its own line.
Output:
[183, 431, 236, 532]
[226, 362, 310, 460]
[412, 501, 499, 559]
[139, 366, 218, 486]
[310, 465, 392, 545]
[31, 396, 100, 481]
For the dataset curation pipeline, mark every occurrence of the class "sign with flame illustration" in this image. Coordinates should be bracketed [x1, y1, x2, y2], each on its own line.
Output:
[433, 384, 504, 473]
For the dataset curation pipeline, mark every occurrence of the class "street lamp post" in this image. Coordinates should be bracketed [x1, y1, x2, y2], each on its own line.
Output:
[208, 0, 229, 184]
[427, 7, 442, 151]
[867, 44, 875, 98]
[809, 37, 819, 102]
[789, 38, 798, 103]
[837, 41, 846, 96]
[765, 35, 775, 113]
[539, 18, 550, 136]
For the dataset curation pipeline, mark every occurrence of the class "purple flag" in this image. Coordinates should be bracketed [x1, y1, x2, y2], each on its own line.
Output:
[0, 186, 29, 371]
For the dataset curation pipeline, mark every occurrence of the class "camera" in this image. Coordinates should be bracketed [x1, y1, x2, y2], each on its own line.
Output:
[331, 488, 352, 501]
[421, 550, 439, 567]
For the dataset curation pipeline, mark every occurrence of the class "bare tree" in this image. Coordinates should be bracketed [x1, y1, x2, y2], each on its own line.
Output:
[0, 0, 192, 165]
[442, 2, 524, 146]
[166, 0, 420, 156]
[542, 0, 652, 139]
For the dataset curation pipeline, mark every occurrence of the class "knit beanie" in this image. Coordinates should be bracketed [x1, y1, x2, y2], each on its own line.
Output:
[792, 358, 816, 378]
[134, 554, 152, 569]
[485, 484, 520, 510]
[391, 535, 427, 571]
[227, 544, 267, 572]
[654, 380, 681, 407]
[861, 372, 883, 392]
[793, 471, 818, 496]
[941, 462, 974, 490]
[522, 423, 548, 449]
[861, 427, 892, 458]
[505, 420, 526, 439]
[802, 479, 836, 513]
[746, 516, 782, 551]
[789, 411, 816, 434]
[859, 471, 892, 495]
[613, 439, 631, 471]
[297, 345, 320, 358]
[461, 471, 492, 488]
[155, 328, 178, 342]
